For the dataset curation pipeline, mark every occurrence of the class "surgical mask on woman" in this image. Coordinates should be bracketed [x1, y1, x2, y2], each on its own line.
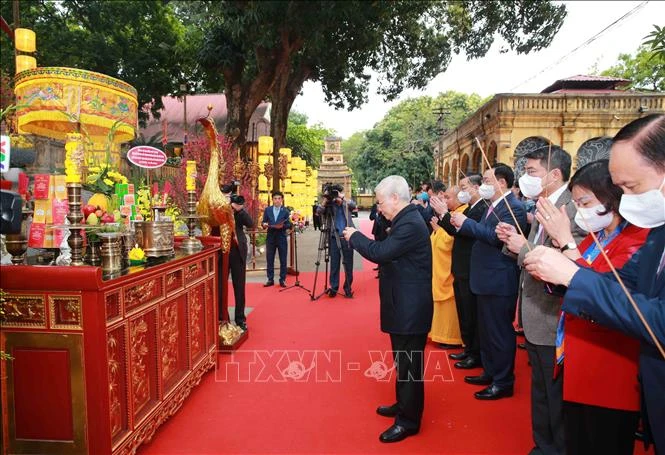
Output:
[478, 184, 495, 200]
[518, 174, 543, 199]
[618, 176, 665, 228]
[457, 190, 472, 204]
[574, 204, 614, 232]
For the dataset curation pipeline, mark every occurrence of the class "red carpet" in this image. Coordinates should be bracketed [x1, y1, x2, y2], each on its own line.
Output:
[140, 220, 652, 455]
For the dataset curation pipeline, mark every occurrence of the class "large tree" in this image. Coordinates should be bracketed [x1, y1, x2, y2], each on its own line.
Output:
[600, 44, 665, 92]
[348, 91, 486, 191]
[0, 0, 198, 124]
[195, 0, 566, 189]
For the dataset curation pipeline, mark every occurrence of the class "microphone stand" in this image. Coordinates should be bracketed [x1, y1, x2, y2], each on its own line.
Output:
[280, 228, 311, 294]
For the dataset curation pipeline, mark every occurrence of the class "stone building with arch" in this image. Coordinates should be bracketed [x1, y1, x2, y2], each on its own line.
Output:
[434, 75, 665, 186]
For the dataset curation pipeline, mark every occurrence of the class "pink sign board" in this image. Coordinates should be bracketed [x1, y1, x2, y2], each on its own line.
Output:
[126, 146, 167, 169]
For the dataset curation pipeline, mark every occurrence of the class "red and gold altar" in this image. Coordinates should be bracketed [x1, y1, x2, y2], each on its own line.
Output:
[1, 58, 236, 453]
[0, 238, 219, 454]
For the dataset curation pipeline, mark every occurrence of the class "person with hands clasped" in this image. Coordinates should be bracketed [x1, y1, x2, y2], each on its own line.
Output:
[497, 145, 584, 455]
[449, 163, 527, 401]
[524, 114, 665, 454]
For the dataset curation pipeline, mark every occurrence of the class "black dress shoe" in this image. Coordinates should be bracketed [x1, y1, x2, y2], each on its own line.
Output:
[449, 352, 468, 360]
[474, 384, 514, 400]
[376, 403, 399, 417]
[264, 281, 274, 287]
[438, 343, 463, 349]
[379, 424, 418, 443]
[279, 281, 286, 288]
[455, 357, 481, 369]
[326, 289, 337, 298]
[464, 374, 492, 386]
[344, 291, 354, 298]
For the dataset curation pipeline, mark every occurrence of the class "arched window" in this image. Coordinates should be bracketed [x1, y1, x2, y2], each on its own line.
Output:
[576, 137, 612, 170]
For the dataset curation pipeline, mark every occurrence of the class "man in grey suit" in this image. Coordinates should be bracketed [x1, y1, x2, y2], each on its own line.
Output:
[498, 146, 586, 455]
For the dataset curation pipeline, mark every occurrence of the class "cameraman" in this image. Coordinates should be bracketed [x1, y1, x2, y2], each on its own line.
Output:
[317, 185, 356, 298]
[227, 194, 254, 331]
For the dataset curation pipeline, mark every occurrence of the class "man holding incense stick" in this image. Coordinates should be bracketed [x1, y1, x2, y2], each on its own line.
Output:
[524, 114, 665, 454]
[450, 163, 527, 400]
[500, 145, 585, 455]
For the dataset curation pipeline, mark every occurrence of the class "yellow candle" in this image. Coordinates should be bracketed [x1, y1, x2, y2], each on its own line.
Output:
[186, 160, 197, 191]
[64, 133, 84, 183]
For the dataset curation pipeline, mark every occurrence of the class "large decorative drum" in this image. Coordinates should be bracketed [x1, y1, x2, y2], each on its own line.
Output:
[14, 67, 138, 144]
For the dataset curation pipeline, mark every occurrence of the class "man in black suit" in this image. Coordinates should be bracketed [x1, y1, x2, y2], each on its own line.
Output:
[226, 194, 254, 331]
[450, 163, 527, 400]
[343, 175, 433, 443]
[431, 174, 485, 369]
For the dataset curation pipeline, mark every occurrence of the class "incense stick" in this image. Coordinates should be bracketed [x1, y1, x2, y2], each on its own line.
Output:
[576, 207, 665, 360]
[474, 137, 531, 251]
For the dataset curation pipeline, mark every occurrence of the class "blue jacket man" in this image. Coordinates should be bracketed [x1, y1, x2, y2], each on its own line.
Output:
[452, 163, 527, 400]
[261, 192, 291, 287]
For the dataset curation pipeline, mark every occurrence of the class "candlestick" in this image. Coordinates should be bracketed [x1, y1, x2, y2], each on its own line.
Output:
[66, 183, 85, 266]
[180, 190, 203, 252]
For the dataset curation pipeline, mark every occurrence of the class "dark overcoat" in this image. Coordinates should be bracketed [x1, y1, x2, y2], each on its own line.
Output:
[350, 204, 433, 334]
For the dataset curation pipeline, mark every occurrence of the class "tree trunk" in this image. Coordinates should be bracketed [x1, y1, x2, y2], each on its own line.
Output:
[222, 30, 304, 155]
[269, 64, 311, 193]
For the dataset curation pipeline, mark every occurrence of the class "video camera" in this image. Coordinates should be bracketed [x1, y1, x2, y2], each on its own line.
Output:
[322, 182, 344, 203]
[222, 180, 241, 195]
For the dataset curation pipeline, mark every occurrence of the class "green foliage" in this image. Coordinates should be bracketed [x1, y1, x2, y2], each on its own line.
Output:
[192, 0, 566, 143]
[347, 91, 486, 191]
[600, 45, 665, 92]
[0, 0, 197, 124]
[643, 24, 665, 61]
[285, 111, 333, 167]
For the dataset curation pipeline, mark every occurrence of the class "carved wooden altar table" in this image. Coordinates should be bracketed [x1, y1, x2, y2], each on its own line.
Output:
[0, 239, 220, 454]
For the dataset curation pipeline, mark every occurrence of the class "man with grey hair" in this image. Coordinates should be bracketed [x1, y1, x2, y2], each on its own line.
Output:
[343, 175, 433, 443]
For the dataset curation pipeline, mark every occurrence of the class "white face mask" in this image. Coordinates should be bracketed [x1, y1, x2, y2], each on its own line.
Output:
[574, 204, 614, 232]
[618, 176, 665, 228]
[457, 190, 471, 204]
[478, 184, 495, 200]
[518, 174, 543, 198]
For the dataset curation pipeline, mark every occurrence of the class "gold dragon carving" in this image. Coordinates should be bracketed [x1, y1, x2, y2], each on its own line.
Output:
[196, 112, 235, 254]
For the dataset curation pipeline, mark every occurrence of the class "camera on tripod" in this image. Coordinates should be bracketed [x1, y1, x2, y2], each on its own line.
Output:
[322, 182, 344, 204]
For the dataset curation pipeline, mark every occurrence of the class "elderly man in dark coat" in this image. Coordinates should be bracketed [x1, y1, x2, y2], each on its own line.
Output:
[343, 175, 433, 444]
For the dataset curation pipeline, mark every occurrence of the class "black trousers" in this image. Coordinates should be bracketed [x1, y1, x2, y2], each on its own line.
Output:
[390, 333, 428, 431]
[477, 294, 517, 388]
[266, 234, 287, 283]
[526, 341, 564, 455]
[453, 277, 479, 359]
[563, 401, 639, 455]
[225, 245, 247, 325]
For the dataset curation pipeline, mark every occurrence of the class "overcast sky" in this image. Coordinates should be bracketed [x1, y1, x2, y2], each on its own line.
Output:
[291, 1, 663, 139]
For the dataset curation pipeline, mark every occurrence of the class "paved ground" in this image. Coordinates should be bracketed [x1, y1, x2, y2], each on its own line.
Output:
[245, 210, 369, 284]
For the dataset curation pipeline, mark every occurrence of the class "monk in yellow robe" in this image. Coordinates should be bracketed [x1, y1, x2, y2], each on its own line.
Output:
[428, 192, 467, 347]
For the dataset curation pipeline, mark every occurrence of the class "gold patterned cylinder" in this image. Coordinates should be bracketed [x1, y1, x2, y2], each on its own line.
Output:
[65, 133, 85, 183]
[186, 160, 197, 191]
